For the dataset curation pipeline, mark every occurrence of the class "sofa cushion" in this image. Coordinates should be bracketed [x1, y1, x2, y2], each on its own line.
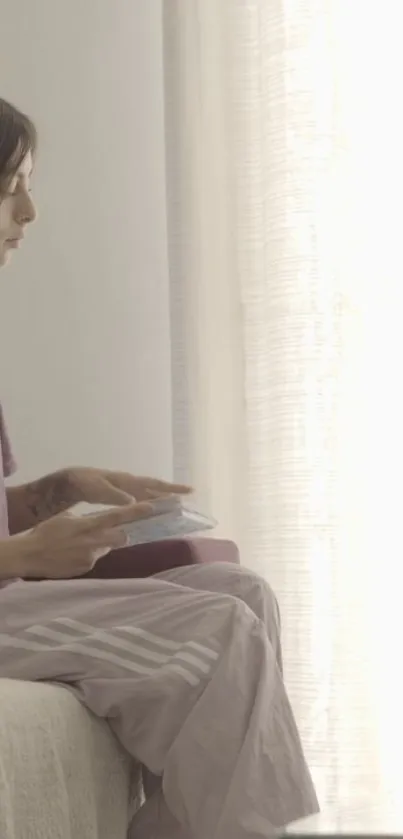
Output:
[0, 678, 141, 839]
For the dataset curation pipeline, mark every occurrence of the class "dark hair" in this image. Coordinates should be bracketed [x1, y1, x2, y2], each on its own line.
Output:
[0, 98, 37, 192]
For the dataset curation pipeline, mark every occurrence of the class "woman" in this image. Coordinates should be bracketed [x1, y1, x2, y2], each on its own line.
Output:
[0, 97, 318, 839]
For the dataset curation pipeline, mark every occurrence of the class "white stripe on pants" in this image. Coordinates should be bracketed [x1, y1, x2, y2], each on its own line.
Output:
[0, 562, 318, 838]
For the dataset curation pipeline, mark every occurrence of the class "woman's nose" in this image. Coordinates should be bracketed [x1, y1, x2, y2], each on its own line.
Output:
[16, 191, 37, 225]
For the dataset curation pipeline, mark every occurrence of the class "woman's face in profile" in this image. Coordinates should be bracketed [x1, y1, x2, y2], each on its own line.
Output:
[0, 152, 37, 268]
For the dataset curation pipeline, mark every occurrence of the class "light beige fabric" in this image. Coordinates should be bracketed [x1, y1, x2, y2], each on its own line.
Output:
[0, 679, 141, 839]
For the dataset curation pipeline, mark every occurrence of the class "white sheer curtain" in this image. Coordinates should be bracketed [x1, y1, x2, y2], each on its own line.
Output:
[163, 0, 403, 812]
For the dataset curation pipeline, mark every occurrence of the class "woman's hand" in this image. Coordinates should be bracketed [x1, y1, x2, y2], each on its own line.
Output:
[11, 502, 155, 579]
[66, 467, 192, 508]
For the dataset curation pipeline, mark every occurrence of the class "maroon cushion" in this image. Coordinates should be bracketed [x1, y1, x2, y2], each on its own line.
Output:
[83, 537, 240, 579]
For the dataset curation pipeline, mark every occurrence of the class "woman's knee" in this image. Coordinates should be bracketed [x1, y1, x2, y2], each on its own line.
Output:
[206, 562, 279, 616]
[202, 562, 282, 667]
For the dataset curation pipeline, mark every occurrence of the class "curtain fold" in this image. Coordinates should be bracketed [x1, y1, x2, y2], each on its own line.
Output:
[163, 0, 403, 812]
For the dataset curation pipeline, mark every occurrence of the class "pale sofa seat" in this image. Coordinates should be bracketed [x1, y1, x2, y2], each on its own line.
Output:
[0, 679, 141, 839]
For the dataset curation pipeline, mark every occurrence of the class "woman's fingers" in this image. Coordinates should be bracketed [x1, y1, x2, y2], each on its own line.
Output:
[145, 489, 176, 500]
[145, 480, 193, 495]
[92, 476, 134, 507]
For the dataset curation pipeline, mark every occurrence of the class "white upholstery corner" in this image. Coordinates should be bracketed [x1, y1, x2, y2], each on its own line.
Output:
[0, 678, 141, 839]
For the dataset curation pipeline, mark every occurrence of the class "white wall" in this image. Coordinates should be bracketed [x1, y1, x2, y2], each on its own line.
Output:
[0, 0, 173, 483]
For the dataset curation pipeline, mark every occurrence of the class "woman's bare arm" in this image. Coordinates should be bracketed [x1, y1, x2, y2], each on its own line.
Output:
[6, 470, 75, 534]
